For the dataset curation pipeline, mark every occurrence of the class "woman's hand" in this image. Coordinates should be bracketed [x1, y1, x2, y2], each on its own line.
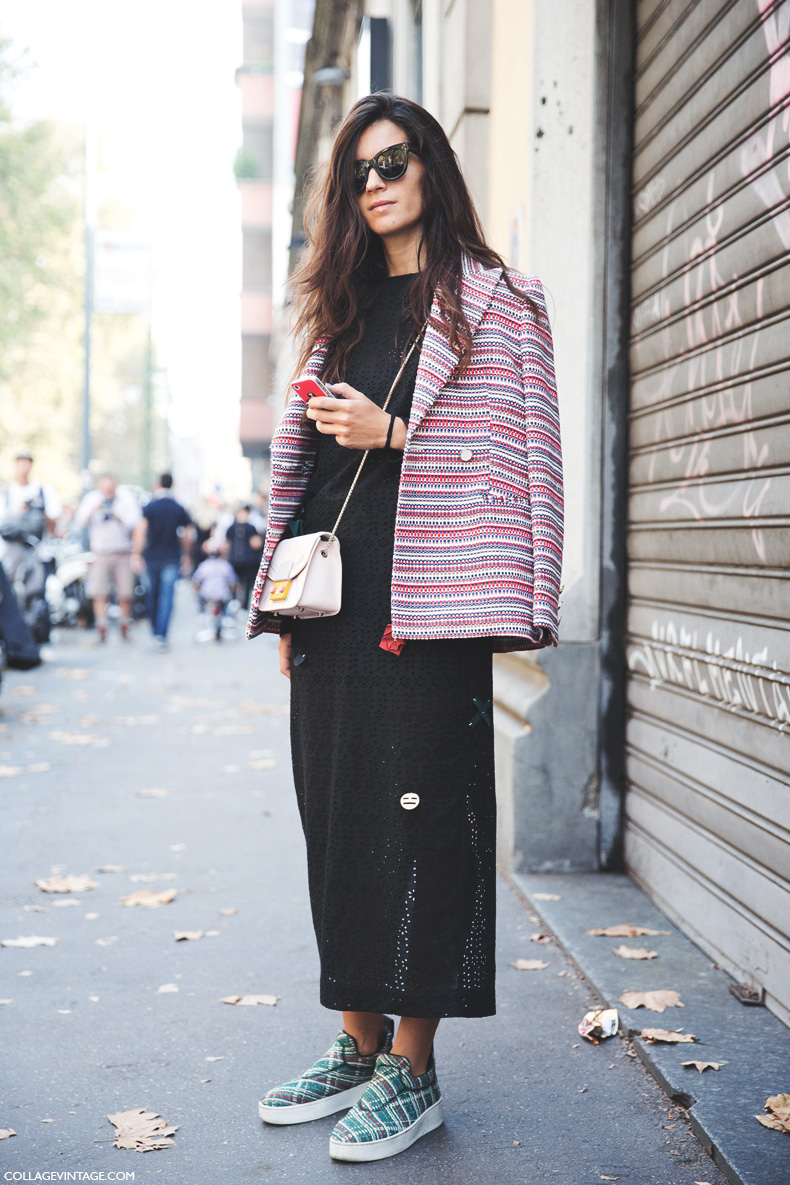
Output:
[278, 633, 292, 679]
[306, 385, 407, 451]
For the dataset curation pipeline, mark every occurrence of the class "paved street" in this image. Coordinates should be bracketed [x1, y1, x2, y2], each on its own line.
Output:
[1, 590, 728, 1185]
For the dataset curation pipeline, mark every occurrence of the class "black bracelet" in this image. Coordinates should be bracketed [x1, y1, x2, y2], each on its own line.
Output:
[384, 413, 397, 450]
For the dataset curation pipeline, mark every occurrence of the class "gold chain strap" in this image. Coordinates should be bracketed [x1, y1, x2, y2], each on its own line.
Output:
[328, 321, 427, 540]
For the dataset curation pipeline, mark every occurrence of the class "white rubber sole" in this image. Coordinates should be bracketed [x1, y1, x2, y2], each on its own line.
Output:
[259, 1081, 368, 1125]
[328, 1098, 444, 1161]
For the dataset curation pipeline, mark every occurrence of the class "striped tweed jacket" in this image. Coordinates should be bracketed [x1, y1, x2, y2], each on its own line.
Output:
[247, 254, 563, 653]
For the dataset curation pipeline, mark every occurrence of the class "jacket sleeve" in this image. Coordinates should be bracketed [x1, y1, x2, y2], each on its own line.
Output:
[245, 393, 319, 640]
[520, 278, 564, 647]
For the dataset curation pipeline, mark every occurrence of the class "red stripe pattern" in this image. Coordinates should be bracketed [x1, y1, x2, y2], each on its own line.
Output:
[247, 256, 563, 653]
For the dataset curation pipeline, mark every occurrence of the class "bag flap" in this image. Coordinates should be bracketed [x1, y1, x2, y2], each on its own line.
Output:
[266, 533, 331, 583]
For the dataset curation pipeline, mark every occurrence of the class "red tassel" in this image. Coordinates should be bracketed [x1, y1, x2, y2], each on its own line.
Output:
[379, 624, 405, 656]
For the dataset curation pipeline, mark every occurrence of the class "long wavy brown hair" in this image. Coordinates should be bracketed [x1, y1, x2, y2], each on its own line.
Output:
[291, 92, 538, 382]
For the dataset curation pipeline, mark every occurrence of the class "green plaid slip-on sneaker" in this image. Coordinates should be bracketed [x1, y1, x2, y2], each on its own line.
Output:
[258, 1017, 394, 1125]
[328, 1049, 443, 1161]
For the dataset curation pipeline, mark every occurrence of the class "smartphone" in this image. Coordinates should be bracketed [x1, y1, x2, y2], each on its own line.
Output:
[291, 376, 339, 402]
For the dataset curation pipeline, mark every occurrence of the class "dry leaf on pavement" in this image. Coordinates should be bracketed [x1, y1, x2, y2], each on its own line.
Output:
[247, 759, 277, 770]
[619, 989, 683, 1012]
[0, 766, 26, 778]
[219, 908, 237, 917]
[612, 944, 658, 960]
[50, 730, 109, 747]
[20, 703, 58, 723]
[586, 924, 671, 937]
[157, 983, 179, 993]
[0, 1129, 16, 1139]
[755, 1093, 790, 1134]
[529, 932, 552, 943]
[107, 1107, 177, 1151]
[121, 888, 180, 908]
[57, 668, 91, 680]
[11, 685, 36, 696]
[34, 874, 98, 893]
[682, 1060, 724, 1071]
[97, 865, 126, 873]
[532, 893, 562, 901]
[511, 958, 550, 970]
[1, 936, 58, 948]
[129, 873, 177, 883]
[95, 937, 118, 946]
[136, 788, 171, 798]
[220, 994, 278, 1006]
[640, 1028, 696, 1044]
[173, 931, 203, 941]
[0, 999, 13, 1005]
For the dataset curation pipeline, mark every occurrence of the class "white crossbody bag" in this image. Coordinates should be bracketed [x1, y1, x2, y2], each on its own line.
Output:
[258, 323, 426, 621]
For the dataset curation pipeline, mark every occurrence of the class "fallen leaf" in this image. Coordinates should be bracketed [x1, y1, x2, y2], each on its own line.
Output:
[22, 904, 46, 912]
[0, 766, 25, 777]
[35, 874, 98, 894]
[173, 930, 203, 942]
[619, 989, 683, 1013]
[11, 684, 36, 696]
[220, 994, 278, 1006]
[136, 788, 170, 798]
[0, 1129, 16, 1139]
[84, 913, 100, 920]
[529, 932, 552, 943]
[168, 844, 186, 852]
[129, 872, 177, 883]
[77, 715, 101, 727]
[640, 1028, 696, 1044]
[95, 937, 118, 947]
[204, 929, 221, 937]
[157, 983, 179, 993]
[247, 759, 277, 771]
[191, 723, 251, 736]
[50, 730, 109, 747]
[218, 908, 236, 917]
[97, 864, 126, 874]
[2, 935, 58, 948]
[53, 899, 81, 908]
[601, 1177, 619, 1181]
[57, 1009, 71, 1015]
[0, 999, 13, 1005]
[682, 1060, 724, 1072]
[586, 924, 670, 937]
[532, 893, 561, 901]
[25, 762, 52, 773]
[20, 704, 58, 724]
[206, 1056, 224, 1062]
[612, 944, 658, 960]
[89, 995, 99, 1002]
[238, 699, 287, 716]
[511, 958, 550, 970]
[58, 668, 91, 680]
[107, 1107, 178, 1152]
[121, 889, 180, 908]
[755, 1093, 790, 1134]
[41, 1117, 55, 1122]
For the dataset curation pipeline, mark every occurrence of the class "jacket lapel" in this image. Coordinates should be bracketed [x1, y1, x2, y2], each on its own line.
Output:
[295, 256, 502, 437]
[406, 254, 502, 440]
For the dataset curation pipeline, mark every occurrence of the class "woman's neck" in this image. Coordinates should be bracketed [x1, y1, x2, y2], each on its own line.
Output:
[381, 228, 422, 277]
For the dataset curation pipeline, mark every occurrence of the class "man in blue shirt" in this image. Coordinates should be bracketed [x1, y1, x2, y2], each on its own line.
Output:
[131, 474, 192, 651]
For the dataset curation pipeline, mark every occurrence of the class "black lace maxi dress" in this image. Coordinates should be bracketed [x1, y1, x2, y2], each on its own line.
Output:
[288, 273, 496, 1019]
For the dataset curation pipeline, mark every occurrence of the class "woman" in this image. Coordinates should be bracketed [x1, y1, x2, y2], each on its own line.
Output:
[247, 92, 563, 1162]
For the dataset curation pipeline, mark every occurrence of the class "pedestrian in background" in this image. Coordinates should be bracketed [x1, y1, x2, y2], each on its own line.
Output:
[248, 93, 563, 1162]
[192, 540, 237, 641]
[225, 503, 263, 609]
[131, 473, 192, 652]
[73, 475, 141, 642]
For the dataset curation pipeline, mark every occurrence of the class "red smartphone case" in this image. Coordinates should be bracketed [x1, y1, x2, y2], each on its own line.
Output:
[292, 377, 335, 402]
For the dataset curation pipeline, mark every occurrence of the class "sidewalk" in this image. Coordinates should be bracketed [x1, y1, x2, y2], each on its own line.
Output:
[515, 872, 790, 1185]
[1, 592, 729, 1184]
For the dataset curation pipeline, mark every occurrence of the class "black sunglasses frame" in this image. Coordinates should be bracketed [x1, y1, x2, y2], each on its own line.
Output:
[353, 142, 419, 193]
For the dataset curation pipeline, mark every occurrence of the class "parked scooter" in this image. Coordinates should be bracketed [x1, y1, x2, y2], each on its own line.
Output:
[46, 536, 94, 629]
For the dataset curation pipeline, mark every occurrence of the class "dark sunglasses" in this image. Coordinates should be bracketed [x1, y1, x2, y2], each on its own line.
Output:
[353, 142, 419, 193]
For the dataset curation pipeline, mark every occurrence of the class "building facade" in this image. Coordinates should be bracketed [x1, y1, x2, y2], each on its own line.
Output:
[282, 0, 790, 1026]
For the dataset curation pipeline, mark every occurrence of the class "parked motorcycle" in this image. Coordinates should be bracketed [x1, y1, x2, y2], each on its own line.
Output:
[46, 537, 94, 629]
[0, 523, 49, 644]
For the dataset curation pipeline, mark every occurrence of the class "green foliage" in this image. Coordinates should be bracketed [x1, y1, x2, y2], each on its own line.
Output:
[234, 146, 260, 180]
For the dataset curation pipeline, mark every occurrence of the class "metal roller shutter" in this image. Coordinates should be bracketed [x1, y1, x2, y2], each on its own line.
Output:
[624, 0, 790, 1025]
